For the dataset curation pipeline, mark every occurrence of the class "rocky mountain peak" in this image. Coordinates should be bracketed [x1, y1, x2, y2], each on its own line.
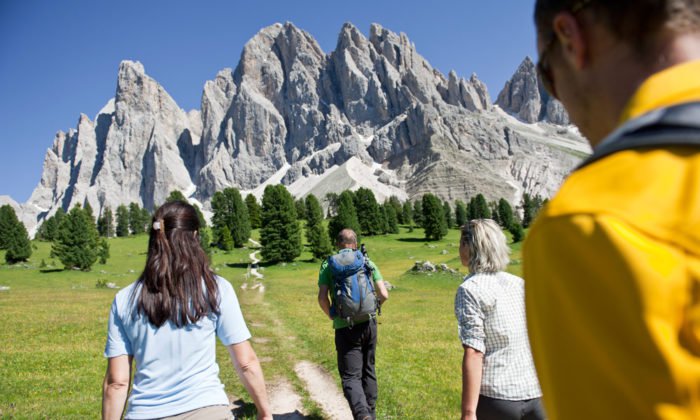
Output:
[20, 23, 588, 236]
[495, 56, 569, 124]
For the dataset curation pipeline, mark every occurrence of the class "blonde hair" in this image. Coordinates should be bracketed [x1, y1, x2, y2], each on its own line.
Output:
[461, 219, 510, 273]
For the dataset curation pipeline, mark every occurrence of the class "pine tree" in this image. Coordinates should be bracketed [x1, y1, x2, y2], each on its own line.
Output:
[305, 194, 333, 260]
[468, 194, 491, 219]
[497, 198, 515, 229]
[353, 188, 383, 236]
[0, 205, 16, 249]
[116, 205, 130, 237]
[522, 193, 545, 228]
[422, 193, 448, 240]
[52, 206, 100, 270]
[324, 192, 339, 218]
[212, 188, 251, 248]
[1, 205, 32, 263]
[166, 190, 187, 202]
[454, 200, 468, 227]
[443, 200, 455, 229]
[245, 194, 262, 229]
[328, 190, 362, 244]
[129, 203, 147, 234]
[220, 225, 234, 251]
[490, 201, 501, 226]
[98, 238, 110, 264]
[295, 198, 307, 221]
[413, 200, 424, 227]
[192, 204, 211, 256]
[377, 204, 388, 234]
[509, 222, 525, 243]
[36, 208, 66, 242]
[383, 202, 400, 234]
[388, 196, 404, 224]
[83, 201, 96, 226]
[97, 206, 114, 237]
[260, 185, 302, 263]
[402, 201, 413, 226]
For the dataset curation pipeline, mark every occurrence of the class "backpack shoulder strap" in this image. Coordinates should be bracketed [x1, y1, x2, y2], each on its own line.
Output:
[578, 101, 700, 170]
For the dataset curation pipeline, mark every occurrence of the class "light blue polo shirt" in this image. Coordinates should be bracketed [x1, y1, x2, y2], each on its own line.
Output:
[104, 276, 250, 419]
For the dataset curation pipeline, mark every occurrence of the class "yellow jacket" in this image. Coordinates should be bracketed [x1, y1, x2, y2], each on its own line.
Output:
[524, 60, 700, 419]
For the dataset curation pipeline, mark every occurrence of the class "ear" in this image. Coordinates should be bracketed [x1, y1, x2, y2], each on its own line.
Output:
[552, 12, 588, 69]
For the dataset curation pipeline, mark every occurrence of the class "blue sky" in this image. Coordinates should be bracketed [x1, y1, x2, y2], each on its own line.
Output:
[0, 0, 538, 203]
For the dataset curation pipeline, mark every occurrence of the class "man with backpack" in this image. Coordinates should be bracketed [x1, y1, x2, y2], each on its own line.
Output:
[318, 229, 389, 420]
[524, 0, 700, 418]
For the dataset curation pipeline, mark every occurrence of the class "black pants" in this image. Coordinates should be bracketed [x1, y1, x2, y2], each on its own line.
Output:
[477, 395, 546, 420]
[334, 319, 378, 420]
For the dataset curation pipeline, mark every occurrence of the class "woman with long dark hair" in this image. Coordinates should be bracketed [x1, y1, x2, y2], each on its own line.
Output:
[455, 219, 544, 420]
[102, 201, 272, 420]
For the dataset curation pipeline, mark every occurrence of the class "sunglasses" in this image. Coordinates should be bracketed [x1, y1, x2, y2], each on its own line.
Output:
[535, 0, 594, 100]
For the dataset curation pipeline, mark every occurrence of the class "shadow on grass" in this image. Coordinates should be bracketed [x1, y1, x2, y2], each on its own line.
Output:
[231, 399, 321, 419]
[395, 237, 430, 243]
[39, 268, 63, 273]
[225, 261, 275, 269]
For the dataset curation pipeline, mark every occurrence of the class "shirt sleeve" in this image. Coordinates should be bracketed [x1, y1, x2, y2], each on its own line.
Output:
[318, 259, 331, 287]
[367, 260, 384, 283]
[104, 297, 133, 358]
[216, 278, 252, 346]
[455, 285, 486, 353]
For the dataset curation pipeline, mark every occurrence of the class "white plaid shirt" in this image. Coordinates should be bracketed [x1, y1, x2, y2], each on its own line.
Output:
[455, 272, 542, 400]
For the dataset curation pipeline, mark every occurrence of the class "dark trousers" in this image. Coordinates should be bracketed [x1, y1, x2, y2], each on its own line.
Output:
[477, 395, 546, 420]
[334, 318, 378, 420]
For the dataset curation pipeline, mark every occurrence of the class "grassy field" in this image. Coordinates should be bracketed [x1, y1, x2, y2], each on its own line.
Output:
[0, 225, 524, 419]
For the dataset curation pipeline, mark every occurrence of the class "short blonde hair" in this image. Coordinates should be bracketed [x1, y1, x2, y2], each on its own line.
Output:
[461, 219, 510, 273]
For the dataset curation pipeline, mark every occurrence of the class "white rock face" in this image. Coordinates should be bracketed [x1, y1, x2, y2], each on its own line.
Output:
[20, 22, 590, 234]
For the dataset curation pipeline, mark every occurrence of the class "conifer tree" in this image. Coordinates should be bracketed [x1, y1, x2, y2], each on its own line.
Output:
[192, 204, 211, 255]
[1, 205, 32, 263]
[324, 192, 339, 218]
[245, 194, 262, 229]
[522, 193, 545, 228]
[36, 208, 66, 242]
[353, 188, 383, 236]
[443, 200, 455, 229]
[97, 206, 115, 237]
[83, 201, 96, 226]
[468, 194, 492, 219]
[422, 193, 448, 240]
[129, 203, 147, 234]
[305, 194, 333, 260]
[166, 190, 187, 202]
[388, 196, 404, 224]
[497, 198, 515, 229]
[98, 238, 110, 264]
[116, 205, 130, 237]
[211, 188, 251, 248]
[52, 205, 100, 270]
[455, 200, 468, 227]
[402, 201, 413, 226]
[328, 190, 361, 244]
[509, 221, 525, 243]
[0, 205, 16, 249]
[295, 198, 307, 221]
[220, 225, 234, 251]
[260, 185, 301, 262]
[413, 200, 424, 227]
[383, 202, 400, 234]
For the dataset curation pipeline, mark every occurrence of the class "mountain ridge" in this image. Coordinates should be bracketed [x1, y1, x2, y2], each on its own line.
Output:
[18, 21, 588, 234]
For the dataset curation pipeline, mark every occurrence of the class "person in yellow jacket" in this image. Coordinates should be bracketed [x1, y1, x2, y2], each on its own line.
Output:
[525, 0, 700, 419]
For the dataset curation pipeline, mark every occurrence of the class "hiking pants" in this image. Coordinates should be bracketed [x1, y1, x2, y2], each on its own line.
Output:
[476, 395, 546, 420]
[335, 318, 378, 420]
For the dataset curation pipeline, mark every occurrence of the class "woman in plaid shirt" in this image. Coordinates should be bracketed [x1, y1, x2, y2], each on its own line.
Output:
[455, 219, 544, 420]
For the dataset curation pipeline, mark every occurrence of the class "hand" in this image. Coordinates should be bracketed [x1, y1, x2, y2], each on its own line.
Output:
[461, 413, 477, 420]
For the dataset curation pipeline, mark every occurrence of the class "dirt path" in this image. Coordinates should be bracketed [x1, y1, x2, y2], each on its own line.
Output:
[295, 361, 353, 420]
[240, 238, 350, 420]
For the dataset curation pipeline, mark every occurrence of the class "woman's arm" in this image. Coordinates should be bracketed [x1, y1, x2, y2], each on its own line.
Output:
[102, 355, 132, 420]
[227, 340, 273, 420]
[462, 345, 483, 420]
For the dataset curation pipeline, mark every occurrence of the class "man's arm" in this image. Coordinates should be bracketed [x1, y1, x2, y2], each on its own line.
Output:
[101, 355, 132, 420]
[461, 345, 483, 420]
[318, 285, 332, 320]
[374, 280, 389, 304]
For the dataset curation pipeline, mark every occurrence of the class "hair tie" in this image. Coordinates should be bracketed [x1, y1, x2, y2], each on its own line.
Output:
[153, 219, 164, 232]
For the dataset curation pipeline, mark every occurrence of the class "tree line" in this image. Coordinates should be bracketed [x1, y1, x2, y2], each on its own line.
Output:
[1, 187, 545, 268]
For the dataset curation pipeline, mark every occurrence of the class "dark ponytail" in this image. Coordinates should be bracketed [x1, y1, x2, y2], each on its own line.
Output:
[135, 201, 219, 328]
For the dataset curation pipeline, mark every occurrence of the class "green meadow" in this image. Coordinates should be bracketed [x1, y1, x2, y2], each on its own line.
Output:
[0, 226, 523, 419]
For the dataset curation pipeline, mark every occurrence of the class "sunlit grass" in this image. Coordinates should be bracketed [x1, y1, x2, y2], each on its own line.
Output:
[0, 224, 525, 418]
